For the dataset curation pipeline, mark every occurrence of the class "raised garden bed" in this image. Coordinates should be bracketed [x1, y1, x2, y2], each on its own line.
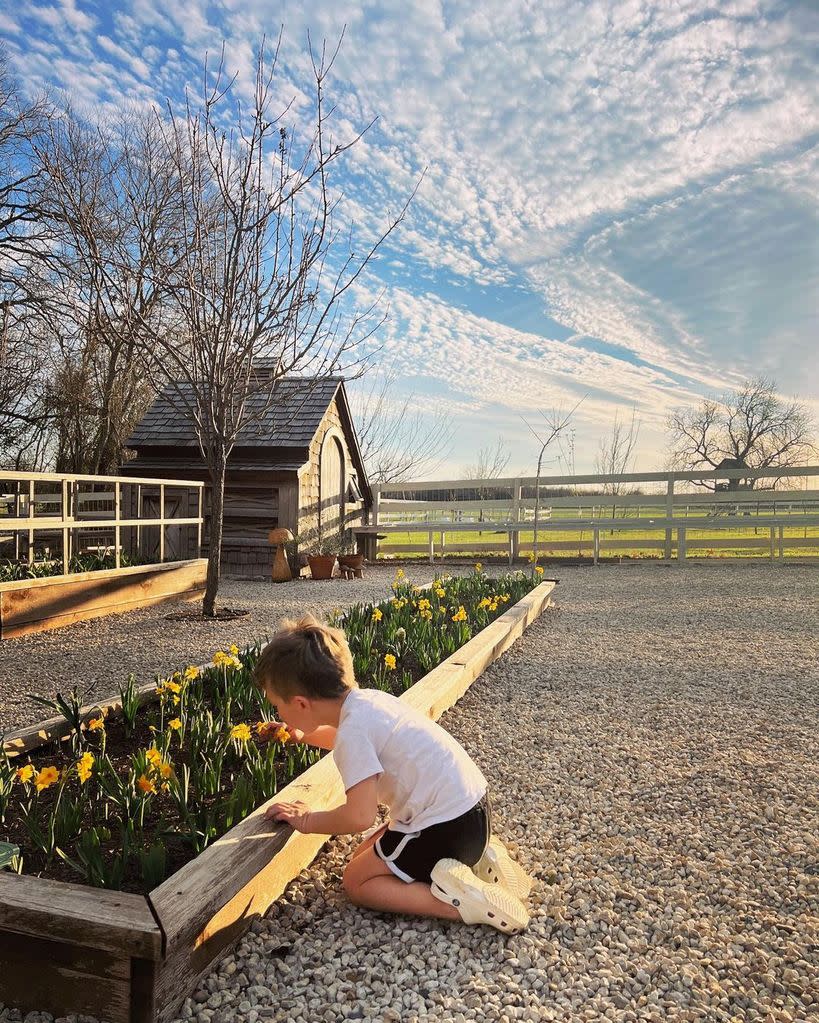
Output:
[0, 571, 556, 1022]
[0, 558, 208, 639]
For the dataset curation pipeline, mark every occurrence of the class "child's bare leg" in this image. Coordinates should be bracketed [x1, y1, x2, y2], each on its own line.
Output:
[343, 846, 460, 920]
[349, 823, 388, 862]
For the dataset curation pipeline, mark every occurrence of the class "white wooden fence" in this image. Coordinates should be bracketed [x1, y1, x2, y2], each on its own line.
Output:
[0, 471, 205, 571]
[354, 466, 819, 563]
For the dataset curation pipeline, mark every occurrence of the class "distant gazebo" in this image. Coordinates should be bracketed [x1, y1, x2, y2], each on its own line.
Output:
[714, 457, 752, 492]
[122, 375, 371, 577]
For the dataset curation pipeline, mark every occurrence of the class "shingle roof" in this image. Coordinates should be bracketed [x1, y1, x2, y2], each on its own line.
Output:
[126, 377, 343, 449]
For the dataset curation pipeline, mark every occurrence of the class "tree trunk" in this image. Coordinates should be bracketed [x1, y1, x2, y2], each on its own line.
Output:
[203, 455, 227, 618]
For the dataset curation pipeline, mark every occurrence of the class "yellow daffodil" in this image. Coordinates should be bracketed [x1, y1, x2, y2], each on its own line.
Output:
[395, 568, 405, 579]
[15, 764, 34, 784]
[230, 723, 252, 742]
[229, 643, 240, 656]
[478, 597, 492, 609]
[474, 562, 482, 572]
[212, 650, 229, 667]
[146, 747, 162, 768]
[137, 774, 156, 795]
[371, 607, 383, 622]
[87, 716, 104, 732]
[535, 566, 544, 575]
[419, 608, 433, 621]
[418, 598, 431, 611]
[184, 665, 199, 681]
[77, 752, 94, 784]
[452, 606, 467, 623]
[155, 683, 166, 695]
[166, 680, 181, 695]
[159, 762, 174, 780]
[384, 653, 397, 670]
[439, 606, 446, 614]
[168, 718, 182, 731]
[35, 766, 59, 792]
[435, 587, 446, 598]
[274, 725, 290, 743]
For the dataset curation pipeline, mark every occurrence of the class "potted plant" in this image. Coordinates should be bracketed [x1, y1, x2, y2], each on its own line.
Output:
[305, 532, 340, 580]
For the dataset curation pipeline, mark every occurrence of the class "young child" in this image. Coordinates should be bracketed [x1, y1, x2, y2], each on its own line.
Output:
[254, 614, 532, 934]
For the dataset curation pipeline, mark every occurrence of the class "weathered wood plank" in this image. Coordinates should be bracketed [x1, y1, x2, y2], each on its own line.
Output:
[0, 872, 162, 959]
[0, 559, 207, 639]
[0, 928, 132, 1023]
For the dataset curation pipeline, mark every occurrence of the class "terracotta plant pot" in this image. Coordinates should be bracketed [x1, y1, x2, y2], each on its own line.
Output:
[337, 553, 364, 571]
[307, 554, 336, 580]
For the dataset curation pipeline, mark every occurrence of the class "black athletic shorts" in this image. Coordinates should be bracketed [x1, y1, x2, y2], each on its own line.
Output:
[374, 792, 491, 884]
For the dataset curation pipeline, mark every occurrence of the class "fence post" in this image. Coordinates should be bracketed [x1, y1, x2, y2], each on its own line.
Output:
[368, 486, 380, 562]
[114, 482, 121, 568]
[196, 486, 202, 558]
[61, 479, 69, 574]
[769, 526, 775, 562]
[511, 478, 521, 563]
[159, 483, 165, 563]
[593, 527, 600, 565]
[677, 526, 686, 563]
[27, 479, 35, 566]
[664, 476, 674, 560]
[428, 529, 434, 564]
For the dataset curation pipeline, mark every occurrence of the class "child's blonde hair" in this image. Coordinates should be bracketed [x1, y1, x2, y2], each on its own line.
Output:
[253, 614, 356, 701]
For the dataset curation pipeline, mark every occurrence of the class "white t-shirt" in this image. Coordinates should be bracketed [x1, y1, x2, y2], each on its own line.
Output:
[332, 688, 487, 833]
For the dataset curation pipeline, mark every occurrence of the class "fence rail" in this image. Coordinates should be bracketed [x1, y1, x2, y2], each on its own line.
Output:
[355, 466, 819, 563]
[0, 471, 205, 573]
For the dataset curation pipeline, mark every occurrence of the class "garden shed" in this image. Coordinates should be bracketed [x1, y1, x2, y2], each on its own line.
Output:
[122, 374, 371, 577]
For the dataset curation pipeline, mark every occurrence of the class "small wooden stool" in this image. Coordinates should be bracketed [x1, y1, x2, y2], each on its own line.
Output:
[339, 564, 364, 580]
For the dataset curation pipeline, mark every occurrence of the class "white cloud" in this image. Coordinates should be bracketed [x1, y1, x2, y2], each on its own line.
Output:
[6, 0, 819, 472]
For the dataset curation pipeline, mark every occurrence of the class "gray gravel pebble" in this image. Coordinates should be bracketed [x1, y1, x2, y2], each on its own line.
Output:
[3, 562, 817, 1023]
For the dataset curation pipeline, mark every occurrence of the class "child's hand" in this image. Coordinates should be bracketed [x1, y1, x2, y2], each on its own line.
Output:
[255, 721, 298, 744]
[265, 799, 313, 833]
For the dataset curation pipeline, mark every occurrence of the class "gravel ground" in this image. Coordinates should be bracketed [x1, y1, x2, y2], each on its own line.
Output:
[2, 562, 818, 1023]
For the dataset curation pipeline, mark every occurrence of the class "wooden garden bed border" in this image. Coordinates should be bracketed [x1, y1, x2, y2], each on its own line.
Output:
[0, 558, 208, 640]
[0, 579, 556, 1023]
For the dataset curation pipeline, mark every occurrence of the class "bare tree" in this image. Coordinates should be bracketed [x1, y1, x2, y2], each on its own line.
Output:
[353, 365, 453, 485]
[0, 48, 56, 466]
[110, 38, 415, 616]
[523, 399, 585, 562]
[555, 427, 576, 478]
[667, 377, 816, 490]
[31, 108, 176, 472]
[461, 436, 510, 483]
[595, 408, 641, 496]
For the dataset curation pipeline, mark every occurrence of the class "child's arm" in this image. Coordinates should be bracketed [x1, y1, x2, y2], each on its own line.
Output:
[257, 721, 337, 750]
[265, 775, 378, 835]
[297, 725, 337, 750]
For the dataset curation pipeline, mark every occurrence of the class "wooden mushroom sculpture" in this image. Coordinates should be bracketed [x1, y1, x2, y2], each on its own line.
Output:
[268, 527, 294, 582]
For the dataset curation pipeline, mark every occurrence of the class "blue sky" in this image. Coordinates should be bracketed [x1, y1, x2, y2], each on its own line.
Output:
[4, 0, 818, 477]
